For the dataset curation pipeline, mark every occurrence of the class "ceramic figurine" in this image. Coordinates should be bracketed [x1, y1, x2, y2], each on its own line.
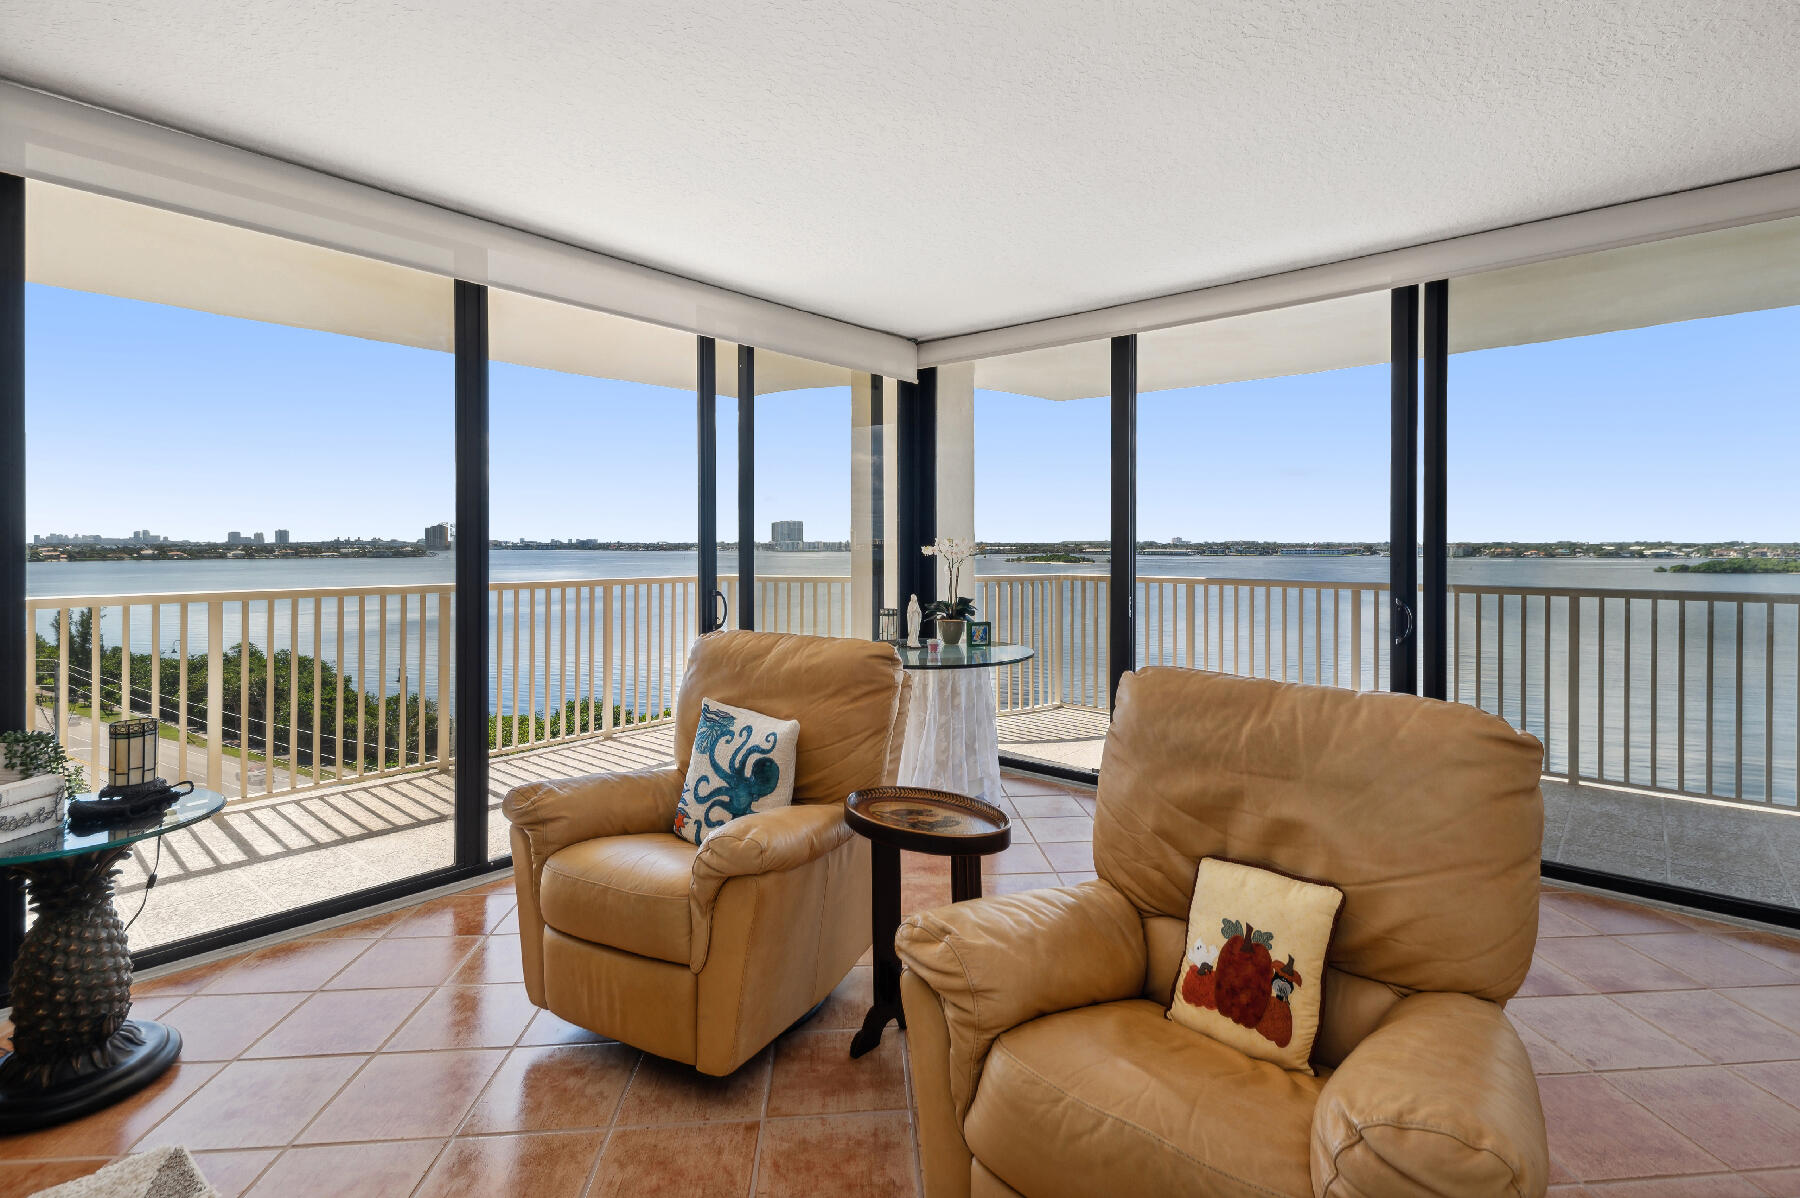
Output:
[906, 594, 922, 648]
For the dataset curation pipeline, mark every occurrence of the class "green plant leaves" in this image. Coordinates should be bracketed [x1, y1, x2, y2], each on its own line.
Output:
[0, 731, 85, 795]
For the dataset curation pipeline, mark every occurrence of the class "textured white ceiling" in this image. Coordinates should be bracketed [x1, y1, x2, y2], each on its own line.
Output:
[4, 1, 1798, 343]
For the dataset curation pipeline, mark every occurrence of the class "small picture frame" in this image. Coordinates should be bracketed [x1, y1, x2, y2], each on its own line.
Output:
[967, 621, 993, 647]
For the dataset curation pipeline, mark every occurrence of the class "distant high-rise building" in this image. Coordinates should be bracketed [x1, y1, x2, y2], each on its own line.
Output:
[226, 531, 244, 544]
[424, 522, 452, 551]
[253, 531, 265, 545]
[771, 520, 804, 549]
[274, 529, 290, 544]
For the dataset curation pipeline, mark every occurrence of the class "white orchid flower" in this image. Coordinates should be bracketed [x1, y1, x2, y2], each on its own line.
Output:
[922, 537, 979, 603]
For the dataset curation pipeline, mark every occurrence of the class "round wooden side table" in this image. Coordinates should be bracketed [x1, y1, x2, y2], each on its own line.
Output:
[843, 785, 1011, 1058]
[0, 787, 225, 1132]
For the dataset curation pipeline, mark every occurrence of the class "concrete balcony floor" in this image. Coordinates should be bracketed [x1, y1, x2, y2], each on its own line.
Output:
[116, 725, 684, 953]
[1000, 705, 1800, 911]
[122, 710, 1117, 953]
[113, 705, 1800, 954]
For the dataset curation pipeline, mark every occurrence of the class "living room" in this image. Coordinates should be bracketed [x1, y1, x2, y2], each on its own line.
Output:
[1, 3, 1799, 1195]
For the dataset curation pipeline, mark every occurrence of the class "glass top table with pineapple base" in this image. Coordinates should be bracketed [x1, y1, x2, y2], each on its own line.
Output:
[0, 787, 224, 1132]
[891, 641, 1033, 804]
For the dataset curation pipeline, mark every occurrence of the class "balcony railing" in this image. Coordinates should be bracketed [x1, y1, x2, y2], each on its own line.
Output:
[24, 574, 851, 803]
[26, 571, 1797, 808]
[28, 581, 455, 801]
[977, 575, 1395, 712]
[981, 573, 1798, 807]
[486, 574, 852, 753]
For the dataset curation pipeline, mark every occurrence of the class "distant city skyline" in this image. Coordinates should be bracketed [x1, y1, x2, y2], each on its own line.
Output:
[23, 283, 1799, 545]
[34, 532, 432, 546]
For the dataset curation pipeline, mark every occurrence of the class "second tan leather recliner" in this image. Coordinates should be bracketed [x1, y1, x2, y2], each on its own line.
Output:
[505, 629, 910, 1076]
[898, 666, 1551, 1198]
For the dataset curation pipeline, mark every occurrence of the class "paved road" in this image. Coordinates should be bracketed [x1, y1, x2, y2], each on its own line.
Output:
[33, 704, 281, 796]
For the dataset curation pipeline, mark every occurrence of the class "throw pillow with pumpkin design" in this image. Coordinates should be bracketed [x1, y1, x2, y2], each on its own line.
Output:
[1168, 857, 1343, 1073]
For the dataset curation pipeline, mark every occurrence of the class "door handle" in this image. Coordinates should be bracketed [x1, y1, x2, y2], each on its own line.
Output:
[1391, 596, 1415, 646]
[712, 589, 729, 632]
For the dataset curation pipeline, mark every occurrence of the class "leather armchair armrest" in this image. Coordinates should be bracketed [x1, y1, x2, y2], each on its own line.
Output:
[1311, 991, 1548, 1198]
[692, 802, 853, 886]
[894, 880, 1147, 1121]
[502, 767, 683, 879]
[689, 802, 856, 969]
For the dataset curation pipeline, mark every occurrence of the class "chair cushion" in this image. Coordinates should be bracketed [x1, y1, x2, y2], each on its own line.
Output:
[673, 630, 905, 803]
[539, 834, 697, 964]
[1096, 668, 1544, 1066]
[964, 999, 1323, 1198]
[673, 697, 799, 844]
[1170, 858, 1343, 1073]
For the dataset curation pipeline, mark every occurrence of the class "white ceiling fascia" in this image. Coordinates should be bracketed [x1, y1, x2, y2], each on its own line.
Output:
[0, 80, 919, 381]
[919, 165, 1800, 367]
[9, 76, 1800, 382]
[6, 1, 1799, 345]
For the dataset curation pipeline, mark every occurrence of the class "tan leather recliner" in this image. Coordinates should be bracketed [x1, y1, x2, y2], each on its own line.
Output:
[897, 667, 1550, 1198]
[505, 629, 910, 1076]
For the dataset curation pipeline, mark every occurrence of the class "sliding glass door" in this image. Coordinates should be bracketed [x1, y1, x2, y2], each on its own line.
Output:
[1443, 217, 1800, 915]
[1137, 295, 1392, 698]
[967, 343, 1112, 772]
[719, 349, 851, 634]
[24, 180, 459, 954]
[486, 291, 700, 860]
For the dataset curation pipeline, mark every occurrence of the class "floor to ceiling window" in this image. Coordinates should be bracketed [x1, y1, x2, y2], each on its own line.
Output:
[1137, 293, 1393, 702]
[24, 181, 458, 952]
[1445, 216, 1800, 913]
[970, 343, 1111, 771]
[487, 292, 698, 860]
[729, 349, 855, 636]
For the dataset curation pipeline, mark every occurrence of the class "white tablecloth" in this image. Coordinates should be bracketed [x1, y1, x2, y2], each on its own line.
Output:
[896, 668, 1004, 802]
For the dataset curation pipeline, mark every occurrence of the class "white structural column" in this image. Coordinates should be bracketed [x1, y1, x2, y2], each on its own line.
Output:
[883, 392, 899, 614]
[934, 362, 977, 601]
[893, 361, 1003, 802]
[850, 372, 880, 638]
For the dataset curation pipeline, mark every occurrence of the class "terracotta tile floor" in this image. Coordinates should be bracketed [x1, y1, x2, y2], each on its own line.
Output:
[3, 770, 1799, 1197]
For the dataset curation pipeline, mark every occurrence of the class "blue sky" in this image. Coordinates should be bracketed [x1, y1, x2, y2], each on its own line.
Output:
[24, 283, 1798, 544]
[985, 303, 1799, 543]
[24, 283, 850, 543]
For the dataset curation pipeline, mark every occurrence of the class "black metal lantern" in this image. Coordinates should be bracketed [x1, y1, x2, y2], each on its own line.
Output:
[880, 608, 900, 642]
[99, 718, 163, 798]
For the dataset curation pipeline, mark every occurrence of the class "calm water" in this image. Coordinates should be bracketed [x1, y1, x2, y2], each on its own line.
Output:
[27, 550, 840, 726]
[987, 555, 1799, 804]
[31, 549, 1800, 602]
[28, 551, 1799, 805]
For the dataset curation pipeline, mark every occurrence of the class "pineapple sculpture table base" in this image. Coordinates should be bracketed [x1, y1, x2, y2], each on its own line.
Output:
[0, 848, 180, 1132]
[0, 788, 221, 1133]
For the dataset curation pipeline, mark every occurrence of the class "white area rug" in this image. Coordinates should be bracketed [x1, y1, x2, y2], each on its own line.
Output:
[30, 1147, 215, 1198]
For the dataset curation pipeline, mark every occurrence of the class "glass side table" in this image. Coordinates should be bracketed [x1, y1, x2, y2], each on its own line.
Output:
[0, 788, 225, 1132]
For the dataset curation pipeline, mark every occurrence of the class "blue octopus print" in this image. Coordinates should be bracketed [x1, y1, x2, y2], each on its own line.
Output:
[675, 702, 784, 842]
